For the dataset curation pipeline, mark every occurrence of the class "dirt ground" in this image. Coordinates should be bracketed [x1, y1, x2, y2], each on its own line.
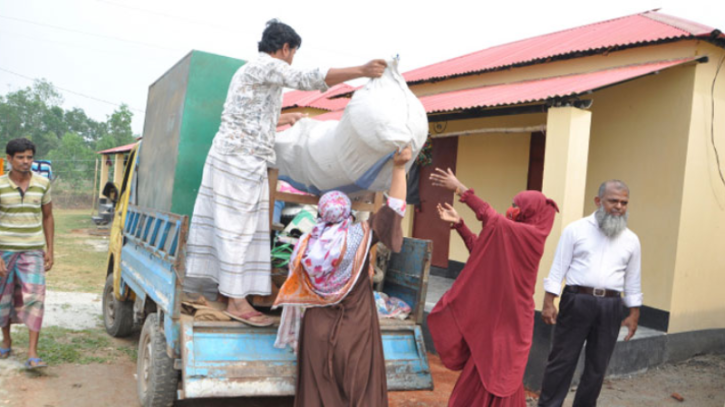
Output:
[2, 350, 724, 406]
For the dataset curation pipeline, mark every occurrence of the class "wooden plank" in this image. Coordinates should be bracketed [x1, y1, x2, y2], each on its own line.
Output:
[268, 168, 279, 228]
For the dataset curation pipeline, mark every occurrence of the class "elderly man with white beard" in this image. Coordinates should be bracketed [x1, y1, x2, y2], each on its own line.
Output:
[537, 180, 642, 407]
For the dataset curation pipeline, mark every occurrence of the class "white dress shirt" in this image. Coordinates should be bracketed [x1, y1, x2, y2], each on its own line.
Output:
[543, 213, 643, 308]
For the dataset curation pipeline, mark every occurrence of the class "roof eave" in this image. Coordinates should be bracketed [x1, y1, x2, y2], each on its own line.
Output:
[406, 36, 708, 86]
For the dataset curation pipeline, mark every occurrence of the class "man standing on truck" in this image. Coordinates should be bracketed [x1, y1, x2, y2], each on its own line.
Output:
[184, 19, 387, 326]
[0, 138, 54, 369]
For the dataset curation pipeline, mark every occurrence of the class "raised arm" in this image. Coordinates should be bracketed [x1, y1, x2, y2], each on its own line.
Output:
[369, 146, 412, 253]
[324, 60, 387, 87]
[430, 168, 497, 226]
[389, 146, 411, 201]
[265, 58, 387, 92]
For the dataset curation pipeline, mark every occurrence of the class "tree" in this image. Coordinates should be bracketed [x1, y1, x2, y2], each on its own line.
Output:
[0, 79, 65, 153]
[0, 79, 136, 192]
[46, 132, 97, 187]
[106, 104, 135, 147]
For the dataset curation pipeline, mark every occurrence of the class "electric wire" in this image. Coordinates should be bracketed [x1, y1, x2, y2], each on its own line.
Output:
[0, 66, 145, 114]
[711, 54, 725, 188]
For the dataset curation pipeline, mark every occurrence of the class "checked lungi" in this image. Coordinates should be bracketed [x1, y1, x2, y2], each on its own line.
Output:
[0, 250, 45, 332]
[184, 148, 272, 299]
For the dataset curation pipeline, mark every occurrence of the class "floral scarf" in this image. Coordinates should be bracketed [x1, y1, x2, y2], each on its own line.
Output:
[300, 191, 353, 291]
[274, 191, 373, 350]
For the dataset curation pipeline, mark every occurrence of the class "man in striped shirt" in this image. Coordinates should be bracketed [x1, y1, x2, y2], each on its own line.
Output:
[0, 138, 54, 369]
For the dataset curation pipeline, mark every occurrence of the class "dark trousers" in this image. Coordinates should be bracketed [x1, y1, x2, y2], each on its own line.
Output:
[538, 289, 624, 407]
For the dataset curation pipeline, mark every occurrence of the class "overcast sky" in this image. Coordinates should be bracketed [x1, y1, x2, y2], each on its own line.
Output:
[0, 0, 723, 135]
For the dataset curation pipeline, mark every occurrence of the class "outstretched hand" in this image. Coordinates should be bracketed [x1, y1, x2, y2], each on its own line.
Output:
[437, 203, 461, 224]
[361, 59, 387, 78]
[430, 168, 466, 193]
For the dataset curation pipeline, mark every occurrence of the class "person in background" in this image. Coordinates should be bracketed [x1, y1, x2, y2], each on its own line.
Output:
[0, 138, 54, 370]
[427, 168, 558, 407]
[538, 180, 641, 407]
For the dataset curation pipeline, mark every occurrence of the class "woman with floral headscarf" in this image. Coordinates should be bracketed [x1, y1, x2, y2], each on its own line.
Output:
[274, 146, 412, 407]
[428, 168, 559, 407]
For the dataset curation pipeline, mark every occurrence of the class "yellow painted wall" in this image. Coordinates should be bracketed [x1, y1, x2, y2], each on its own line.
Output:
[669, 44, 725, 333]
[449, 131, 531, 263]
[113, 153, 125, 186]
[577, 62, 697, 315]
[280, 107, 329, 116]
[402, 204, 415, 238]
[418, 113, 544, 263]
[536, 107, 593, 309]
[410, 41, 698, 97]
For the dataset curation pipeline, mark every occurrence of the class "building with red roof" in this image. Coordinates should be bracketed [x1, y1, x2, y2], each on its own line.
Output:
[278, 10, 725, 386]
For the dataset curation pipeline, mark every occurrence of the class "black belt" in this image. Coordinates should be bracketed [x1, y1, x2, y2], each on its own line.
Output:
[566, 285, 621, 298]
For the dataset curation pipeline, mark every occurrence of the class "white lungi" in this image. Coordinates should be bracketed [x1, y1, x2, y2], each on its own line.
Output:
[185, 147, 271, 298]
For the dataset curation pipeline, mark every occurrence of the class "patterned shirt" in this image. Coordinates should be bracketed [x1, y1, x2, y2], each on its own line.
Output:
[212, 52, 329, 164]
[0, 173, 52, 251]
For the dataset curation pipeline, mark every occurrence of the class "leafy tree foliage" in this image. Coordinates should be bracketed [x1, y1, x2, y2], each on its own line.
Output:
[0, 80, 138, 185]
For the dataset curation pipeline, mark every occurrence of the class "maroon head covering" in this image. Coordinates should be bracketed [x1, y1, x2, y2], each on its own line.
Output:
[428, 190, 558, 397]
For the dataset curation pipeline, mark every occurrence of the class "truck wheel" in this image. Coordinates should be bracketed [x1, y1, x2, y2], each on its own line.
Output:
[103, 274, 134, 337]
[137, 313, 178, 407]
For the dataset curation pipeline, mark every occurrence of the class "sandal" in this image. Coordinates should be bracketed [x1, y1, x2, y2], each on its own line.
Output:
[0, 347, 10, 359]
[25, 357, 47, 370]
[223, 310, 273, 327]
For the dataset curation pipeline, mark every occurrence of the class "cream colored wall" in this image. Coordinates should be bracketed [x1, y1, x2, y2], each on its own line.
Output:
[410, 41, 698, 97]
[401, 204, 415, 238]
[419, 114, 544, 263]
[669, 44, 725, 333]
[578, 62, 697, 315]
[113, 153, 125, 185]
[280, 107, 329, 116]
[536, 107, 592, 309]
[449, 130, 531, 263]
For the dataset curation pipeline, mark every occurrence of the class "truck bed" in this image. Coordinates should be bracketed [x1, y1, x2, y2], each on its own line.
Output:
[119, 205, 433, 399]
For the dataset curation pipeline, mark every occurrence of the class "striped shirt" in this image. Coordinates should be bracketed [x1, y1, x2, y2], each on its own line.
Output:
[0, 173, 52, 251]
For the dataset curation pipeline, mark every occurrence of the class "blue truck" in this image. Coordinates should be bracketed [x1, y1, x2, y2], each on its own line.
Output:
[100, 51, 433, 406]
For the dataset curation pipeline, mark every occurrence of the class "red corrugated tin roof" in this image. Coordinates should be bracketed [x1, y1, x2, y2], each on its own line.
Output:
[97, 142, 138, 155]
[296, 58, 698, 126]
[419, 58, 699, 113]
[403, 11, 719, 84]
[282, 83, 354, 111]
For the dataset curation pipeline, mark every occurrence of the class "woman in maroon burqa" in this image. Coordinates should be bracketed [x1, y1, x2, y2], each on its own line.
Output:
[427, 168, 559, 407]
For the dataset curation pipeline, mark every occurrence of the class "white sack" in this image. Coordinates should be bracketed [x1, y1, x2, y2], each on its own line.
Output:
[274, 58, 428, 195]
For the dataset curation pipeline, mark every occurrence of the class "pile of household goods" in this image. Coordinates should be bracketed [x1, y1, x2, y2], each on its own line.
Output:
[274, 57, 428, 195]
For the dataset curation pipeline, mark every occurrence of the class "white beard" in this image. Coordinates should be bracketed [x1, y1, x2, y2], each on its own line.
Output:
[595, 206, 628, 237]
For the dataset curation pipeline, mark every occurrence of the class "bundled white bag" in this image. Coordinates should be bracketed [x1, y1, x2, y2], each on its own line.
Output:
[274, 57, 428, 195]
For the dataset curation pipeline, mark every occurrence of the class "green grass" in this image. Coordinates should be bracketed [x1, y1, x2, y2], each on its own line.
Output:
[46, 209, 109, 293]
[54, 208, 97, 235]
[10, 326, 137, 365]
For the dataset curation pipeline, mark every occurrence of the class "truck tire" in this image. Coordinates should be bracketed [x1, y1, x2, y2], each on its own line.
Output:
[102, 274, 134, 337]
[137, 313, 178, 407]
